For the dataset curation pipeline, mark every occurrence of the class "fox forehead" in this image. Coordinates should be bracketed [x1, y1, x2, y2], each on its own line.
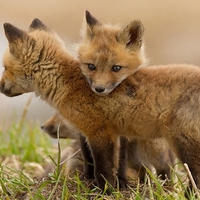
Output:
[79, 25, 142, 67]
[92, 26, 119, 44]
[80, 41, 141, 70]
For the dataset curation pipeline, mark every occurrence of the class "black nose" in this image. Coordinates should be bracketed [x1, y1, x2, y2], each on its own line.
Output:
[95, 86, 105, 93]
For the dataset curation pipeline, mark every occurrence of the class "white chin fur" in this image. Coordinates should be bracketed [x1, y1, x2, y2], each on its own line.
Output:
[95, 92, 110, 96]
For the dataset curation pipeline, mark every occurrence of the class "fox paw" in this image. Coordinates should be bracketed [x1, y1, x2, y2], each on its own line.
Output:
[118, 177, 128, 190]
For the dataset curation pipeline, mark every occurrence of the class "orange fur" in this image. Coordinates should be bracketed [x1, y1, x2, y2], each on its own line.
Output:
[78, 11, 148, 96]
[1, 19, 200, 193]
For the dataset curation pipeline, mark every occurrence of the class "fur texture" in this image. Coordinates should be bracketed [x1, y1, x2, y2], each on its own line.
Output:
[1, 19, 200, 193]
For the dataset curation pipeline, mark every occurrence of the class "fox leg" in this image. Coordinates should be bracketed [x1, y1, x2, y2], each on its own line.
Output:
[87, 133, 120, 193]
[79, 134, 94, 179]
[169, 133, 200, 192]
[117, 136, 128, 189]
[155, 165, 171, 180]
[126, 139, 148, 182]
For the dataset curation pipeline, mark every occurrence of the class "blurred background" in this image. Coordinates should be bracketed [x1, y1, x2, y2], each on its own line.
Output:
[0, 0, 200, 128]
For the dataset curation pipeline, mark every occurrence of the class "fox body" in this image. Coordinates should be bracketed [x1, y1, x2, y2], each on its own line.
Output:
[1, 19, 200, 192]
[42, 114, 175, 180]
[78, 11, 147, 96]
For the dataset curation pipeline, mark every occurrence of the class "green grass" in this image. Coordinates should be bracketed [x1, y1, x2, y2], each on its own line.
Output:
[0, 104, 199, 199]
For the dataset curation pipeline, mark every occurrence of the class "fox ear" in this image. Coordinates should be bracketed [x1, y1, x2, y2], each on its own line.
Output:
[84, 10, 101, 39]
[117, 20, 144, 50]
[29, 18, 48, 32]
[85, 10, 99, 26]
[3, 23, 33, 56]
[3, 23, 27, 44]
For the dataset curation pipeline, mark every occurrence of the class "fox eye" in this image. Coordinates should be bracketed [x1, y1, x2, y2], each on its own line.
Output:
[88, 64, 96, 71]
[112, 65, 122, 72]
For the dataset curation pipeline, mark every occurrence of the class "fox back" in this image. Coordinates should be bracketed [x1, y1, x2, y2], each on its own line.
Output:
[78, 11, 147, 96]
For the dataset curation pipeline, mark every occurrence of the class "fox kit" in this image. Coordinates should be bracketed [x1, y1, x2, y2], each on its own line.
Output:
[1, 18, 200, 193]
[41, 113, 83, 174]
[42, 114, 175, 180]
[78, 12, 176, 180]
[78, 11, 147, 96]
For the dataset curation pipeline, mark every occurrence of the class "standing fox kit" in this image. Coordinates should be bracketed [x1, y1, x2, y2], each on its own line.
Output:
[1, 15, 200, 193]
[78, 11, 147, 96]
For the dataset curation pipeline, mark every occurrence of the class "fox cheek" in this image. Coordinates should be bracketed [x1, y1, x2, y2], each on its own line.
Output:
[84, 75, 92, 86]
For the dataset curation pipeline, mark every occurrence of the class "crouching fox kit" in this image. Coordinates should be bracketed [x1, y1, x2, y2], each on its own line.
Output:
[42, 114, 175, 181]
[1, 17, 200, 193]
[41, 113, 83, 175]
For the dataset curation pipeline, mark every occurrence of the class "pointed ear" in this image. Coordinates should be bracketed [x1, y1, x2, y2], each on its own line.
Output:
[29, 18, 48, 32]
[85, 10, 99, 26]
[3, 23, 33, 56]
[84, 10, 101, 39]
[3, 23, 26, 44]
[117, 20, 144, 50]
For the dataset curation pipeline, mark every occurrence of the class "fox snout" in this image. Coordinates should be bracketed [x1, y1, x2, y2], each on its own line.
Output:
[41, 124, 58, 138]
[91, 84, 115, 96]
[0, 80, 14, 97]
[0, 79, 23, 97]
[89, 80, 120, 96]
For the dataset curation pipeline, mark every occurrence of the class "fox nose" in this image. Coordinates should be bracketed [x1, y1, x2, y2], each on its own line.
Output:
[95, 86, 105, 93]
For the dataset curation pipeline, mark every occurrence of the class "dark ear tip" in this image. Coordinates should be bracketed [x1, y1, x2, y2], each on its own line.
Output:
[29, 18, 47, 31]
[85, 10, 99, 26]
[85, 10, 91, 19]
[32, 18, 41, 24]
[30, 18, 43, 27]
[3, 23, 11, 30]
[85, 10, 89, 15]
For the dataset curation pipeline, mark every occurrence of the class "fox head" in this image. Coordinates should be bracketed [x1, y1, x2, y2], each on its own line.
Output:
[0, 19, 65, 97]
[41, 113, 79, 139]
[78, 11, 148, 96]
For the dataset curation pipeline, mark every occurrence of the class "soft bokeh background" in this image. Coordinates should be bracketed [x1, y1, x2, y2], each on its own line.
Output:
[1, 0, 200, 128]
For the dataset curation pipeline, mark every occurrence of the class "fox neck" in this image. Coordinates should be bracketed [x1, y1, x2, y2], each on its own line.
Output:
[32, 52, 84, 108]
